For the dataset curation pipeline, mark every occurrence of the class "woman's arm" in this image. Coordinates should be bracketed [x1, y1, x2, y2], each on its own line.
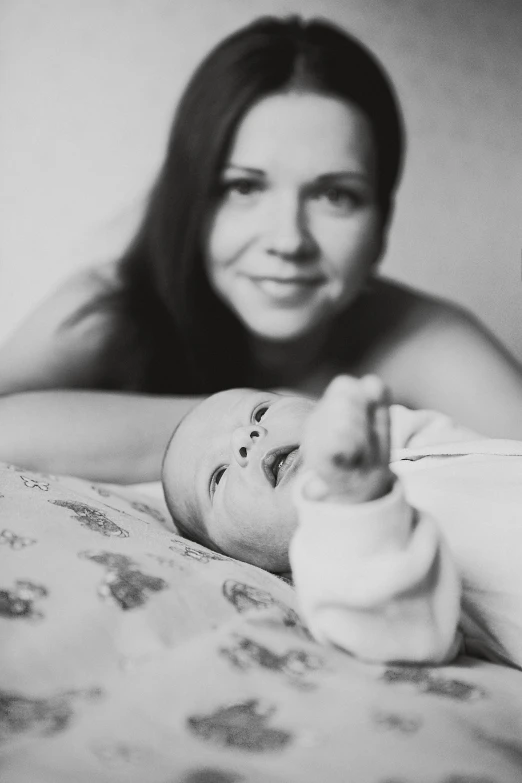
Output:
[0, 265, 203, 481]
[0, 264, 118, 393]
[0, 389, 202, 482]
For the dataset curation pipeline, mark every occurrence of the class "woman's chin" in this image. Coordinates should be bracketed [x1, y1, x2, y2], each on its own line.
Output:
[242, 312, 328, 344]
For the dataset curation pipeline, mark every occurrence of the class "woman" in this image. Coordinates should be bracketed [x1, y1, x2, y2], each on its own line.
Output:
[1, 15, 521, 482]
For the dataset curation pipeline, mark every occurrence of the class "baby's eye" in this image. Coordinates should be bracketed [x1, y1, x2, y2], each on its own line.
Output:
[210, 466, 227, 499]
[252, 404, 270, 423]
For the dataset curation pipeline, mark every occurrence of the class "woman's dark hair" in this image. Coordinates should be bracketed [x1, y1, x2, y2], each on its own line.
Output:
[95, 15, 405, 394]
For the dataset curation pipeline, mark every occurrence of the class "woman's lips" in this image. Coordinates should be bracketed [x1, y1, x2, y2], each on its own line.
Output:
[247, 276, 323, 302]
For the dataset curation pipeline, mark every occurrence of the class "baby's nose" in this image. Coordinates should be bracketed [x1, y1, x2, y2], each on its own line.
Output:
[231, 425, 266, 465]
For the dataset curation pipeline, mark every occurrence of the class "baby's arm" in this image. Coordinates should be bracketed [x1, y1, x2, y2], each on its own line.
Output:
[290, 375, 462, 665]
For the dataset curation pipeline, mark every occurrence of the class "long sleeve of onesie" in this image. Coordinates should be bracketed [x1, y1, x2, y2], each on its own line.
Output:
[290, 478, 462, 665]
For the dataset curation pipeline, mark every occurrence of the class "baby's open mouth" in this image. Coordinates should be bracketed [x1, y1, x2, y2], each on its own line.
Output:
[263, 447, 300, 487]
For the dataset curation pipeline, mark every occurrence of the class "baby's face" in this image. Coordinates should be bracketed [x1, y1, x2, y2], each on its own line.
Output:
[162, 389, 314, 572]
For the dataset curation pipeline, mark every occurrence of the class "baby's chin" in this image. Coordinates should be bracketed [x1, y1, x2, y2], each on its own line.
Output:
[209, 520, 294, 574]
[174, 516, 216, 552]
[236, 545, 291, 575]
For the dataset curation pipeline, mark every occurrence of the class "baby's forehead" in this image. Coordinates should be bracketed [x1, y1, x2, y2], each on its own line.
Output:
[191, 388, 259, 431]
[174, 388, 262, 447]
[203, 388, 259, 419]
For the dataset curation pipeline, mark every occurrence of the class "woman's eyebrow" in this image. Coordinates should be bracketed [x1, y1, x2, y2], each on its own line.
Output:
[224, 165, 373, 188]
[313, 171, 372, 184]
[223, 164, 265, 176]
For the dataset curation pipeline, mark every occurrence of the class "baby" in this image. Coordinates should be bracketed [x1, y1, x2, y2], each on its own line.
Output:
[162, 376, 522, 669]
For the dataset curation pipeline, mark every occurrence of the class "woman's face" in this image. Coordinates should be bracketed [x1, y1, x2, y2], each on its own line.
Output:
[205, 91, 384, 342]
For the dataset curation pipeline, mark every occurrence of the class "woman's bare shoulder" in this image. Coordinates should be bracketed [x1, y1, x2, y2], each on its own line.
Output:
[56, 259, 121, 303]
[329, 277, 470, 388]
[364, 277, 485, 343]
[0, 261, 122, 393]
[361, 278, 522, 435]
[346, 277, 466, 366]
[370, 277, 458, 317]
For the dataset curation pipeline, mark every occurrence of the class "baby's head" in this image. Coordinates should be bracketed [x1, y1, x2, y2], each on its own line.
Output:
[162, 389, 314, 573]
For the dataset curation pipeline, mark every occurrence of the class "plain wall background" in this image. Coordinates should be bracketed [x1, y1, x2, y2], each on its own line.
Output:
[1, 0, 521, 359]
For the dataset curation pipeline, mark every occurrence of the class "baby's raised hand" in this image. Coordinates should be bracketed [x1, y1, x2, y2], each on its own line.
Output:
[300, 375, 394, 504]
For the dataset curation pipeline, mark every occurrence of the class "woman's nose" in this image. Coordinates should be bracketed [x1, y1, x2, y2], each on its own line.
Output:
[266, 194, 314, 259]
[231, 425, 266, 466]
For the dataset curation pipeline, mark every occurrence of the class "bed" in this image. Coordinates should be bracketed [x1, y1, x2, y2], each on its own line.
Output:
[1, 459, 522, 782]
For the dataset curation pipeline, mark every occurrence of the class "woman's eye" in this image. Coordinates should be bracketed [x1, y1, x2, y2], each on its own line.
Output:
[210, 466, 227, 498]
[252, 405, 269, 423]
[223, 179, 261, 198]
[315, 186, 359, 210]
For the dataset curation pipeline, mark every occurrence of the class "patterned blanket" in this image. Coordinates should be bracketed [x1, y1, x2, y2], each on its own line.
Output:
[1, 462, 522, 782]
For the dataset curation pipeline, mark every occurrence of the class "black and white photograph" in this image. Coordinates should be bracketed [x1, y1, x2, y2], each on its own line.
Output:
[1, 1, 522, 780]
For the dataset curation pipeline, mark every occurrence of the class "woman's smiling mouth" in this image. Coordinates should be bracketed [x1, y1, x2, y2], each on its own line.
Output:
[243, 275, 324, 303]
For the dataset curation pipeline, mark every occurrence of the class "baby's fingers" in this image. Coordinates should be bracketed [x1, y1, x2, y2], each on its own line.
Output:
[300, 374, 392, 501]
[373, 401, 391, 465]
[301, 381, 367, 480]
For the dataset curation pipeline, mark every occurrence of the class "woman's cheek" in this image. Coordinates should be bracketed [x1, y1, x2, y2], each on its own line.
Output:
[207, 207, 256, 269]
[206, 213, 232, 269]
[354, 209, 384, 258]
[330, 214, 383, 280]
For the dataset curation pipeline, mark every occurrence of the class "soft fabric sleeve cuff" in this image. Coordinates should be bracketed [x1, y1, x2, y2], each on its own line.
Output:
[292, 473, 414, 559]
